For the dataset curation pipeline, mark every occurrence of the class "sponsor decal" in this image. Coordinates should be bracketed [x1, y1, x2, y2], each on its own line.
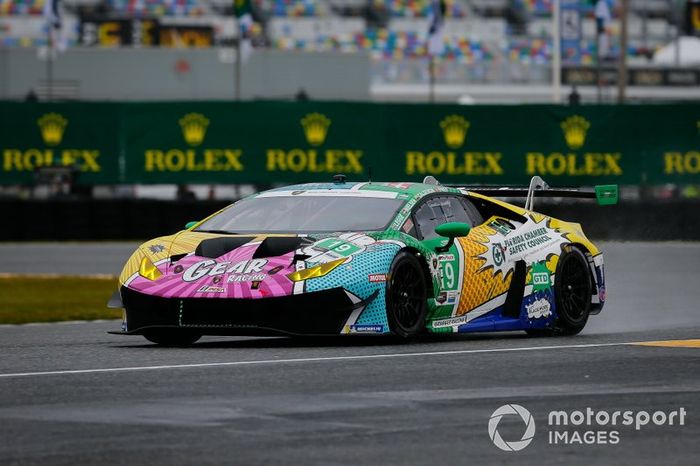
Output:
[182, 258, 268, 282]
[368, 273, 387, 283]
[196, 285, 226, 293]
[446, 290, 459, 304]
[599, 286, 606, 302]
[432, 314, 469, 328]
[436, 291, 447, 304]
[148, 244, 166, 254]
[492, 243, 506, 267]
[436, 290, 460, 305]
[505, 227, 552, 256]
[227, 273, 266, 283]
[438, 254, 455, 262]
[351, 324, 384, 333]
[526, 297, 552, 319]
[530, 261, 552, 292]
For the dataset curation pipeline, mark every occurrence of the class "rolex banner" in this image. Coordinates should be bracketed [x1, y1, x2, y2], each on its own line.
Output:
[0, 102, 121, 185]
[1, 101, 699, 186]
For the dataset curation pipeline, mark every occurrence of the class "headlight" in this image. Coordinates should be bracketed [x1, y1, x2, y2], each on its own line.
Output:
[286, 258, 346, 282]
[139, 256, 162, 281]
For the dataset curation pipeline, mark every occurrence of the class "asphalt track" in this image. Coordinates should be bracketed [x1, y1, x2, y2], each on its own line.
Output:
[0, 242, 699, 465]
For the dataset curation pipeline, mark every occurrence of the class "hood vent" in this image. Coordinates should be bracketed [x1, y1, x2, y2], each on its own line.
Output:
[195, 237, 256, 259]
[253, 237, 310, 259]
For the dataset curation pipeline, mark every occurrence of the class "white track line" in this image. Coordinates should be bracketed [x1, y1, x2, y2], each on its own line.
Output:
[0, 341, 629, 379]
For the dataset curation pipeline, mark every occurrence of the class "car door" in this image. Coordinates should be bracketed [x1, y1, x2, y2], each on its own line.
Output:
[412, 195, 479, 324]
[413, 194, 519, 330]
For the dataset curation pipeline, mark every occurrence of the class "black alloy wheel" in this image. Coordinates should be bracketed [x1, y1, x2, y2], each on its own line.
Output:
[528, 246, 593, 337]
[386, 251, 429, 338]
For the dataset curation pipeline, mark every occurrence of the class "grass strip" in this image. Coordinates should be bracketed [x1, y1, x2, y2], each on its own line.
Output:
[0, 275, 121, 324]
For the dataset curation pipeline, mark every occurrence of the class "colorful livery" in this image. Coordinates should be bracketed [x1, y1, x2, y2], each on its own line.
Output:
[109, 176, 616, 345]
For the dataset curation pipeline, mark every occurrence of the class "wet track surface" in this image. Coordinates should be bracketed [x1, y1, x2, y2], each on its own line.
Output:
[1, 242, 699, 464]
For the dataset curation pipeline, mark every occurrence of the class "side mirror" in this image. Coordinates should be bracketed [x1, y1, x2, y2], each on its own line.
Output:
[185, 221, 198, 230]
[434, 222, 471, 253]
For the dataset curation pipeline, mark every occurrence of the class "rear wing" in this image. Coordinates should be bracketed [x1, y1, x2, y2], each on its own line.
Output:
[431, 176, 618, 210]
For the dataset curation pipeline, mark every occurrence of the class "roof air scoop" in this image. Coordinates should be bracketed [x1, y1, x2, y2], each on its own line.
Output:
[423, 176, 441, 186]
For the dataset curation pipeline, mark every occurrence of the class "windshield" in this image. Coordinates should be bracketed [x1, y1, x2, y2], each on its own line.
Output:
[195, 195, 406, 234]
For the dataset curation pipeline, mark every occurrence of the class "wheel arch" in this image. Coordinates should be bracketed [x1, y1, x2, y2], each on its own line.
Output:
[398, 246, 436, 298]
[563, 242, 599, 305]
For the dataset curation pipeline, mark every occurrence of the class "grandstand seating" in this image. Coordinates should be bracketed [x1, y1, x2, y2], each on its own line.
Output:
[0, 0, 679, 77]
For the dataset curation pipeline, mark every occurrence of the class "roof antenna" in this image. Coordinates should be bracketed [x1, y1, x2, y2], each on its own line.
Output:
[367, 166, 372, 184]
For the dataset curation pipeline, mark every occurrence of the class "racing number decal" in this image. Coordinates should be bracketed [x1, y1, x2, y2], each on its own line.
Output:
[441, 261, 455, 289]
[315, 238, 361, 257]
[432, 241, 464, 316]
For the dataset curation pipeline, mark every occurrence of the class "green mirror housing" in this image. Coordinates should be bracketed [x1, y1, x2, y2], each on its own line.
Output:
[435, 222, 472, 239]
[434, 222, 471, 252]
[185, 221, 198, 230]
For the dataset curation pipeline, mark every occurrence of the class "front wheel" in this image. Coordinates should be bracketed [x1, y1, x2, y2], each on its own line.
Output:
[143, 329, 201, 346]
[386, 251, 428, 338]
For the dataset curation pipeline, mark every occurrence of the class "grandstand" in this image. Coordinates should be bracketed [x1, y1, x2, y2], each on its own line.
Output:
[0, 0, 695, 101]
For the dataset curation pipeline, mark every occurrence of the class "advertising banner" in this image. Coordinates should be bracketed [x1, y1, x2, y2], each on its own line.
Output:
[1, 102, 699, 186]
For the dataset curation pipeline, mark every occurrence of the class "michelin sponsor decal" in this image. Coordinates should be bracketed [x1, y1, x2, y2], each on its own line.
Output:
[351, 324, 384, 333]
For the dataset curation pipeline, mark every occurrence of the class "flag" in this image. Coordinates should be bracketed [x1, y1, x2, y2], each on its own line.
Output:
[43, 0, 66, 51]
[427, 0, 445, 57]
[234, 0, 253, 61]
[595, 0, 611, 59]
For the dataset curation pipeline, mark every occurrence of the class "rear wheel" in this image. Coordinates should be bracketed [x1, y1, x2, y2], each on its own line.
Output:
[527, 247, 592, 337]
[386, 251, 428, 338]
[143, 329, 201, 346]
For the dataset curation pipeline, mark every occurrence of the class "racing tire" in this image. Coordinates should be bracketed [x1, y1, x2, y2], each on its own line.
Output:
[386, 251, 429, 339]
[143, 329, 202, 346]
[527, 246, 592, 337]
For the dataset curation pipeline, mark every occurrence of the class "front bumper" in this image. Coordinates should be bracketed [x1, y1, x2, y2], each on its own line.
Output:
[114, 286, 378, 336]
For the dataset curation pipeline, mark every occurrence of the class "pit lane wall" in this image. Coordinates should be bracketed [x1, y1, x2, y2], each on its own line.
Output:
[1, 101, 700, 186]
[0, 198, 698, 241]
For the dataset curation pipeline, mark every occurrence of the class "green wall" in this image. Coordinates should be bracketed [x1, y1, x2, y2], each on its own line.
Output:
[2, 101, 699, 185]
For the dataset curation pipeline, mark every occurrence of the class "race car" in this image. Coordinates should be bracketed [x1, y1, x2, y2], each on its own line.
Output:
[108, 175, 617, 345]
